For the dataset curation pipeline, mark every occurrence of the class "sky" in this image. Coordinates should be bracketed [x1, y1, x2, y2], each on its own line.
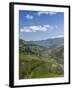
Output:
[19, 10, 64, 41]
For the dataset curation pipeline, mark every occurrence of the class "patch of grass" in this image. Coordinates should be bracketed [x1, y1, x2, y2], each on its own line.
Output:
[19, 54, 40, 61]
[19, 54, 64, 79]
[19, 54, 54, 63]
[32, 73, 64, 78]
[19, 59, 64, 79]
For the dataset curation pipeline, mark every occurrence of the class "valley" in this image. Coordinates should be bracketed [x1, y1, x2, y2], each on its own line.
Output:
[19, 37, 64, 79]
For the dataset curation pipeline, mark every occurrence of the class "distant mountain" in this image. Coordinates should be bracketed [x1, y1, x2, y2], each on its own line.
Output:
[19, 39, 40, 47]
[31, 37, 64, 47]
[19, 37, 64, 55]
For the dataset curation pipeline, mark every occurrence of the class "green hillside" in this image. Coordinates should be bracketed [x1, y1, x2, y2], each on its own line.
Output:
[19, 39, 64, 79]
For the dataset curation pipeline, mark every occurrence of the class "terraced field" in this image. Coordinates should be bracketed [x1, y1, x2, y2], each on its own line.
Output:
[19, 39, 64, 79]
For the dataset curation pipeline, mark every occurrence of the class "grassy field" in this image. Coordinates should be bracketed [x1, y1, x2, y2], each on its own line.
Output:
[19, 54, 64, 79]
[32, 73, 64, 78]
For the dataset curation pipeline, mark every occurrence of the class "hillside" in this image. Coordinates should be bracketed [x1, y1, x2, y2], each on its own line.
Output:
[19, 38, 64, 79]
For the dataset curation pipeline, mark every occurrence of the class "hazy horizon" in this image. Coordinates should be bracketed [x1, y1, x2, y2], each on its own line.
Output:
[20, 35, 64, 42]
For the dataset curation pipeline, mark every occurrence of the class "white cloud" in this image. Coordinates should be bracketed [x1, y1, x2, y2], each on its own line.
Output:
[37, 12, 49, 16]
[26, 14, 34, 19]
[44, 25, 53, 30]
[55, 25, 58, 29]
[48, 12, 57, 16]
[37, 11, 57, 16]
[52, 35, 64, 38]
[20, 25, 54, 32]
[20, 28, 32, 32]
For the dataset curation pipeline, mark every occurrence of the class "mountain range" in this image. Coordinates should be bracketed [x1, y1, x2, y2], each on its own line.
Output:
[20, 37, 64, 47]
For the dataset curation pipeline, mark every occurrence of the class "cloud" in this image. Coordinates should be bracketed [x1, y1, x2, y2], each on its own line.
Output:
[55, 25, 58, 29]
[37, 11, 57, 16]
[44, 25, 53, 30]
[26, 14, 34, 19]
[20, 25, 54, 32]
[25, 11, 57, 20]
[37, 12, 49, 16]
[53, 35, 64, 38]
[48, 12, 57, 16]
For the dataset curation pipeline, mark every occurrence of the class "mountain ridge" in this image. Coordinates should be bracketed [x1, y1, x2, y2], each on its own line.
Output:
[29, 37, 64, 47]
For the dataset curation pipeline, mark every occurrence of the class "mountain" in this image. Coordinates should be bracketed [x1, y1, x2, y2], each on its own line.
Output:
[31, 37, 64, 47]
[19, 37, 64, 55]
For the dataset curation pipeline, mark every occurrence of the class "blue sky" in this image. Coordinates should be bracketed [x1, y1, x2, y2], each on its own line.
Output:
[19, 10, 64, 41]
